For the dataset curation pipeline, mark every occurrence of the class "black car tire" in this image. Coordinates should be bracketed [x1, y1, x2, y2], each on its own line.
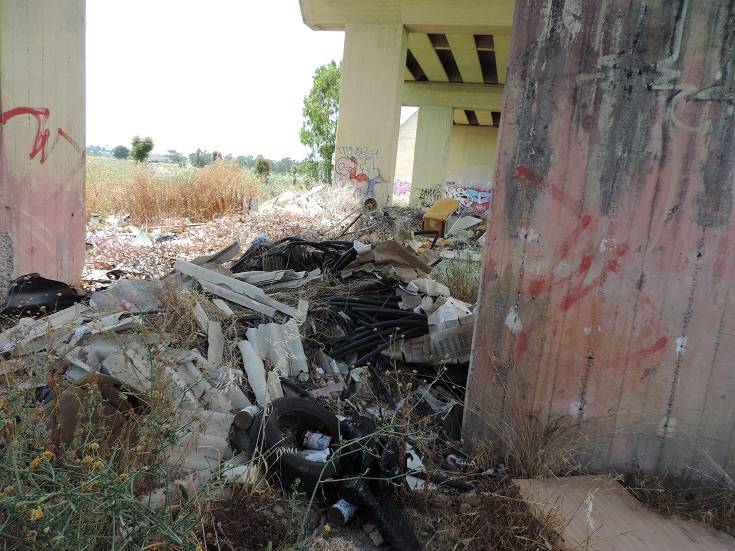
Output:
[249, 397, 344, 495]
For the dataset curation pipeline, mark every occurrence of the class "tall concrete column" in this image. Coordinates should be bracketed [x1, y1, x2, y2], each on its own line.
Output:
[333, 23, 406, 207]
[409, 105, 453, 205]
[0, 0, 85, 295]
[465, 0, 735, 477]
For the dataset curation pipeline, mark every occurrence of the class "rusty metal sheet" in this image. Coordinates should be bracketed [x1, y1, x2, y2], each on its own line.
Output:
[465, 0, 735, 476]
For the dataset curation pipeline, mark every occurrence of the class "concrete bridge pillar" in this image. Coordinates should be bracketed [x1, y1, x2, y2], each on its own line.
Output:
[0, 0, 85, 294]
[333, 23, 406, 207]
[409, 105, 453, 205]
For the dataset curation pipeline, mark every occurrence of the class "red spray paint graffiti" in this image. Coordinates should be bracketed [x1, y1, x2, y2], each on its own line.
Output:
[513, 167, 669, 363]
[1, 106, 82, 164]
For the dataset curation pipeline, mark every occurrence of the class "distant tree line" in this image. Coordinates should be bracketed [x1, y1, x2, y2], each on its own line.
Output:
[88, 141, 309, 176]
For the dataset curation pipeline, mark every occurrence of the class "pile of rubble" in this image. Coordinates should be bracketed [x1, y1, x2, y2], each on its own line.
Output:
[1, 195, 487, 549]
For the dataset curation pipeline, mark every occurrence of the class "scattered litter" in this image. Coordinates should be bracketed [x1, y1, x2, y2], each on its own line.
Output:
[3, 191, 489, 547]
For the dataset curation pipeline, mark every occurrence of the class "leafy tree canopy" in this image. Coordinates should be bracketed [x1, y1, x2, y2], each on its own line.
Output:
[130, 136, 154, 162]
[300, 61, 341, 182]
[112, 145, 129, 160]
[254, 155, 271, 178]
[167, 149, 185, 164]
[189, 148, 213, 168]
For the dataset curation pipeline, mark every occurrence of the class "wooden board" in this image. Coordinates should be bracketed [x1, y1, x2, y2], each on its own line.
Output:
[515, 476, 735, 551]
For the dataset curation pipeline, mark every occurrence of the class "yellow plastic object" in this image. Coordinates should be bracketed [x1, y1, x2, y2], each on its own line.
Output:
[422, 198, 460, 236]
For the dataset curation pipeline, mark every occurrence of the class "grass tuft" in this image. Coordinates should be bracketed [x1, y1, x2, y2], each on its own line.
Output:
[432, 255, 481, 304]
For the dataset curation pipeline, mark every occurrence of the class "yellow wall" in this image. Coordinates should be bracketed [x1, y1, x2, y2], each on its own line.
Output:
[0, 0, 85, 291]
[444, 125, 497, 209]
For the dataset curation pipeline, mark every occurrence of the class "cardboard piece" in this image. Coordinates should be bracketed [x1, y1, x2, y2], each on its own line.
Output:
[515, 475, 735, 551]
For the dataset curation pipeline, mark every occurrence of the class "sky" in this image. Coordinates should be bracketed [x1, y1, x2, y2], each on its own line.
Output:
[86, 1, 345, 160]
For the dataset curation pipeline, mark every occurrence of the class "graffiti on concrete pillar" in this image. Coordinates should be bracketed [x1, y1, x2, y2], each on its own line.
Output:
[1, 106, 83, 166]
[393, 178, 411, 198]
[334, 146, 382, 200]
[417, 187, 443, 204]
[575, 0, 735, 134]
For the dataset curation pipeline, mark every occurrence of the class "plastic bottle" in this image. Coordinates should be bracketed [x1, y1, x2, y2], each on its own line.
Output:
[326, 498, 358, 526]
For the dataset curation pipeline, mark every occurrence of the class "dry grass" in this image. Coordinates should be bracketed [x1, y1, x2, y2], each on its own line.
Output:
[0, 349, 205, 549]
[86, 160, 259, 224]
[432, 256, 481, 303]
[403, 477, 564, 550]
[624, 462, 735, 538]
[467, 383, 588, 479]
[198, 486, 297, 550]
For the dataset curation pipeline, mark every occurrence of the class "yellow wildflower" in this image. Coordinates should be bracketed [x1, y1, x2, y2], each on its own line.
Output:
[42, 450, 55, 461]
[195, 546, 204, 551]
[28, 508, 44, 521]
[84, 480, 98, 492]
[50, 535, 63, 545]
[118, 473, 129, 482]
[93, 460, 105, 470]
[0, 485, 13, 497]
[88, 442, 100, 451]
[29, 457, 42, 470]
[25, 530, 37, 542]
[82, 455, 95, 467]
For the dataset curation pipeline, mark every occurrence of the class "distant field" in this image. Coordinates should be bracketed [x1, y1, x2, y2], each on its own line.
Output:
[85, 156, 316, 223]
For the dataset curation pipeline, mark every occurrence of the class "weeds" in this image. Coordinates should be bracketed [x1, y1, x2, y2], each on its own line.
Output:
[432, 255, 481, 303]
[624, 462, 735, 538]
[86, 159, 259, 224]
[0, 345, 204, 549]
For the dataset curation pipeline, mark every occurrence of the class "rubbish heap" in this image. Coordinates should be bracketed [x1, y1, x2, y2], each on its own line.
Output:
[0, 213, 481, 549]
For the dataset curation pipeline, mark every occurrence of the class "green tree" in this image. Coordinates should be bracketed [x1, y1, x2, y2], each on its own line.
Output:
[87, 145, 109, 157]
[236, 155, 255, 170]
[189, 148, 213, 168]
[112, 145, 129, 159]
[212, 151, 222, 162]
[272, 157, 295, 174]
[167, 149, 185, 164]
[254, 155, 270, 179]
[130, 136, 154, 162]
[300, 61, 341, 182]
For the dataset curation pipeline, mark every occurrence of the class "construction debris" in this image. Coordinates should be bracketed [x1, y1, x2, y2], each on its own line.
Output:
[0, 201, 489, 548]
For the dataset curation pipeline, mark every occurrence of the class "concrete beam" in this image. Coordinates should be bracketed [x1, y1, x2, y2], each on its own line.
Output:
[446, 33, 484, 84]
[493, 33, 512, 84]
[300, 0, 514, 32]
[402, 82, 504, 111]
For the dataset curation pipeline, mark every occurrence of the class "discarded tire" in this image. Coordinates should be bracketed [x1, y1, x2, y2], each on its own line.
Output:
[249, 397, 343, 495]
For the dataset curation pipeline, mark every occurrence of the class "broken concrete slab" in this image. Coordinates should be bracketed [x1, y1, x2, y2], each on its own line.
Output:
[89, 279, 161, 313]
[211, 298, 234, 317]
[174, 259, 299, 319]
[207, 321, 224, 367]
[237, 340, 268, 406]
[192, 302, 210, 332]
